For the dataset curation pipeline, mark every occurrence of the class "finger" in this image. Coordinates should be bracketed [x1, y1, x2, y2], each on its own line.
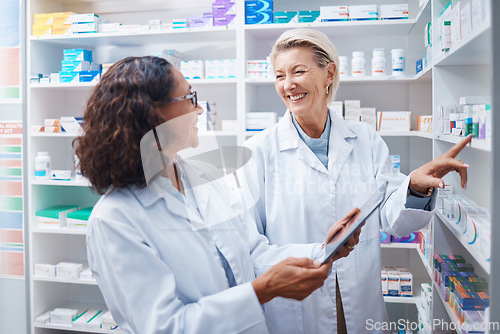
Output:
[444, 134, 472, 158]
[418, 174, 445, 189]
[343, 207, 361, 221]
[284, 257, 321, 268]
[458, 163, 468, 189]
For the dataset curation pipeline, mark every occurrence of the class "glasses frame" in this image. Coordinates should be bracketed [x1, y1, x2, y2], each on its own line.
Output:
[166, 91, 197, 107]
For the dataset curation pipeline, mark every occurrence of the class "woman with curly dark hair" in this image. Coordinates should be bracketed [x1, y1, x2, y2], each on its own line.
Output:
[74, 56, 360, 334]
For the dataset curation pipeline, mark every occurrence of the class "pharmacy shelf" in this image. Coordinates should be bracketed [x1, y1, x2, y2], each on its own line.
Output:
[434, 134, 491, 152]
[246, 75, 429, 85]
[414, 0, 431, 24]
[414, 65, 432, 82]
[433, 281, 461, 331]
[378, 131, 433, 138]
[30, 82, 95, 89]
[381, 242, 419, 249]
[189, 78, 237, 85]
[33, 226, 86, 235]
[30, 26, 236, 47]
[433, 22, 492, 67]
[384, 295, 417, 304]
[31, 132, 82, 137]
[34, 276, 97, 286]
[31, 179, 90, 187]
[416, 247, 434, 280]
[244, 19, 415, 39]
[34, 323, 122, 334]
[435, 211, 490, 274]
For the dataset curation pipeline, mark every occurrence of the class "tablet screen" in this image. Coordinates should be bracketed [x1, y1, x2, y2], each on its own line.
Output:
[322, 181, 388, 264]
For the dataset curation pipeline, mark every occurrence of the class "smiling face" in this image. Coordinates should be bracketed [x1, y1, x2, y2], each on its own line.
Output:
[155, 68, 203, 153]
[274, 46, 334, 123]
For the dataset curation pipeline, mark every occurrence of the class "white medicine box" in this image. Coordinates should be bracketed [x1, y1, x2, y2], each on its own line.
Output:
[56, 262, 83, 280]
[35, 205, 78, 228]
[377, 111, 412, 131]
[246, 112, 277, 131]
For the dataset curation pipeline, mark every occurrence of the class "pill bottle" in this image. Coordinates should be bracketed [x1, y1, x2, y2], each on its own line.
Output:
[372, 48, 386, 76]
[391, 49, 405, 76]
[339, 56, 348, 77]
[35, 152, 51, 180]
[351, 51, 365, 77]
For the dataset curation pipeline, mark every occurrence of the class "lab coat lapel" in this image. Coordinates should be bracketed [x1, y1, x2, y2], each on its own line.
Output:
[278, 109, 328, 175]
[328, 112, 356, 186]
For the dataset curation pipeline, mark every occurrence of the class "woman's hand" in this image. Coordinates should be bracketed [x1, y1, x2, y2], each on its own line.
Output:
[410, 135, 472, 193]
[323, 208, 362, 261]
[252, 257, 332, 304]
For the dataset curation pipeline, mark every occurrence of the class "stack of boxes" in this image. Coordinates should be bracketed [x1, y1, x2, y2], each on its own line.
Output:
[381, 266, 413, 297]
[246, 59, 273, 80]
[189, 13, 214, 28]
[58, 49, 101, 84]
[328, 100, 377, 129]
[245, 0, 273, 24]
[439, 96, 491, 140]
[433, 254, 489, 326]
[213, 1, 236, 27]
[35, 307, 117, 330]
[32, 12, 106, 36]
[181, 59, 237, 80]
[380, 231, 420, 244]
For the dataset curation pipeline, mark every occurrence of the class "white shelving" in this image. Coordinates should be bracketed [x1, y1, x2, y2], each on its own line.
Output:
[26, 0, 496, 332]
[34, 276, 97, 286]
[435, 211, 490, 274]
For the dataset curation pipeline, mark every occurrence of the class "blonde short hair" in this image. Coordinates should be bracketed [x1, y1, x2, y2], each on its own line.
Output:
[270, 28, 340, 103]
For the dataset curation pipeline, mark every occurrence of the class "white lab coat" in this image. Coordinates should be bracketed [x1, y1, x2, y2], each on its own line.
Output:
[242, 110, 436, 334]
[87, 158, 319, 334]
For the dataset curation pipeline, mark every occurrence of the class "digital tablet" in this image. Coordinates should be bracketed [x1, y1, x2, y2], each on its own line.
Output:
[322, 181, 388, 264]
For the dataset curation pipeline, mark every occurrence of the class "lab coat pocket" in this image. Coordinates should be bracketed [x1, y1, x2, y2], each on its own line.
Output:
[263, 297, 304, 334]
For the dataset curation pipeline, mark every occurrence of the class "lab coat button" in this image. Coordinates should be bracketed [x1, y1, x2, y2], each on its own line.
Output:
[325, 309, 334, 318]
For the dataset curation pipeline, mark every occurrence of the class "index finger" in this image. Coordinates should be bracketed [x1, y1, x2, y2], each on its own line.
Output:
[444, 135, 472, 158]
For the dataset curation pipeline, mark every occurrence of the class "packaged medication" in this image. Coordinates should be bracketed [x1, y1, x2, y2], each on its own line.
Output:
[389, 155, 400, 174]
[387, 269, 400, 296]
[377, 111, 412, 131]
[338, 56, 348, 77]
[56, 262, 83, 280]
[49, 308, 79, 325]
[35, 152, 51, 180]
[246, 112, 277, 131]
[329, 101, 343, 119]
[35, 205, 78, 227]
[371, 48, 386, 76]
[344, 100, 361, 109]
[298, 11, 321, 23]
[245, 0, 273, 24]
[273, 11, 298, 24]
[399, 271, 413, 297]
[101, 311, 118, 330]
[417, 115, 433, 132]
[460, 1, 473, 38]
[441, 21, 451, 51]
[221, 120, 239, 132]
[73, 309, 103, 328]
[320, 6, 349, 22]
[351, 51, 365, 77]
[390, 49, 405, 76]
[349, 5, 379, 21]
[79, 267, 94, 281]
[379, 4, 408, 20]
[67, 207, 93, 228]
[51, 170, 71, 181]
[34, 263, 56, 277]
[381, 269, 388, 295]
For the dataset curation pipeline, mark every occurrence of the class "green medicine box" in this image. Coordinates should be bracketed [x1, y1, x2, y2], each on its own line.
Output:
[273, 11, 298, 24]
[35, 205, 78, 227]
[67, 207, 93, 229]
[298, 11, 321, 23]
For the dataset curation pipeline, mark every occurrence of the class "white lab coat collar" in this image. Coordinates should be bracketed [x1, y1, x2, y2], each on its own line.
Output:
[277, 109, 357, 176]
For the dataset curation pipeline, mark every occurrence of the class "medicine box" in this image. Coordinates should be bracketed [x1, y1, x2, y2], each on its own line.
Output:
[381, 269, 388, 295]
[36, 205, 78, 227]
[344, 100, 361, 109]
[59, 71, 80, 83]
[72, 13, 99, 24]
[56, 262, 83, 280]
[320, 6, 349, 22]
[101, 311, 118, 330]
[380, 231, 390, 243]
[49, 308, 79, 325]
[377, 111, 412, 131]
[63, 49, 93, 62]
[387, 270, 401, 296]
[400, 271, 413, 297]
[329, 101, 343, 118]
[67, 207, 93, 228]
[213, 2, 236, 16]
[417, 115, 433, 132]
[392, 232, 419, 243]
[273, 11, 298, 24]
[51, 170, 72, 181]
[298, 11, 321, 23]
[379, 4, 408, 20]
[79, 267, 94, 281]
[245, 0, 273, 24]
[61, 60, 91, 72]
[35, 263, 56, 277]
[246, 112, 277, 131]
[222, 120, 239, 132]
[349, 5, 379, 21]
[73, 309, 103, 328]
[79, 70, 101, 83]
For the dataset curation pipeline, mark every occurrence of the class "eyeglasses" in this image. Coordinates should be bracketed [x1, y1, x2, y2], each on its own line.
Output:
[166, 91, 197, 107]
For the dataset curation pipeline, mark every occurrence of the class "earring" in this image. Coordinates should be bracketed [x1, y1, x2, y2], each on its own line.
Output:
[326, 86, 329, 94]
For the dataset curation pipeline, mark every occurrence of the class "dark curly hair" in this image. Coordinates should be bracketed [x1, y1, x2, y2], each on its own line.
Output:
[73, 56, 175, 194]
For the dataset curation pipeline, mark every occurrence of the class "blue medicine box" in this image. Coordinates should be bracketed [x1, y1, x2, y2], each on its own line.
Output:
[416, 58, 423, 74]
[79, 71, 101, 83]
[59, 71, 80, 83]
[273, 11, 298, 24]
[63, 49, 93, 62]
[245, 0, 273, 24]
[61, 60, 91, 72]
